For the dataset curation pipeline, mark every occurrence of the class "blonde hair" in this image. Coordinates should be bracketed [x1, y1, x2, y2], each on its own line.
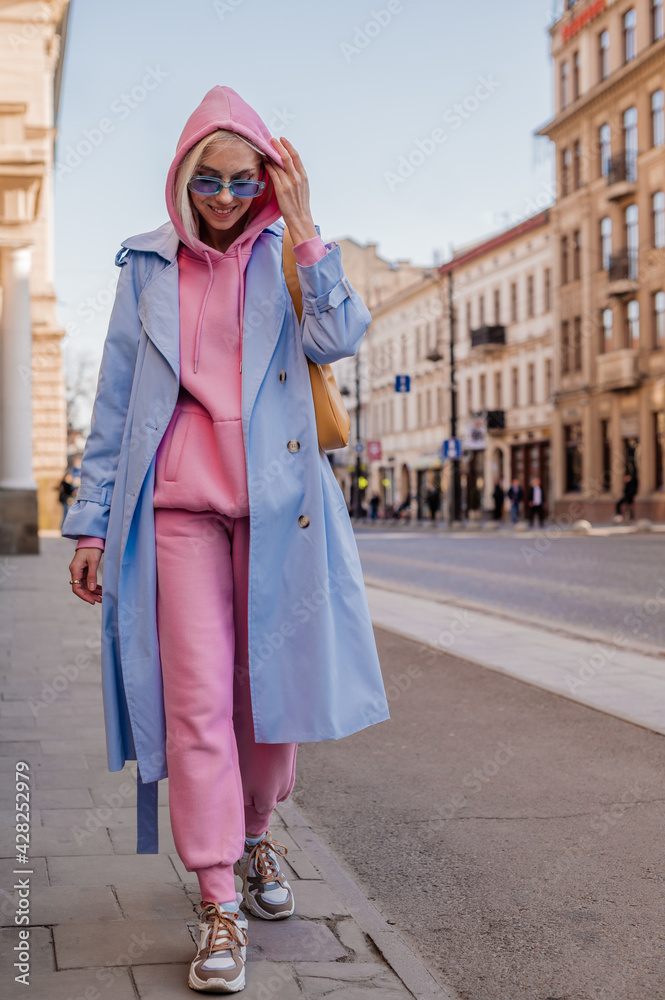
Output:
[174, 129, 265, 244]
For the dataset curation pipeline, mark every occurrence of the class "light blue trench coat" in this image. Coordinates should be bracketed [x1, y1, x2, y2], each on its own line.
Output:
[62, 217, 390, 852]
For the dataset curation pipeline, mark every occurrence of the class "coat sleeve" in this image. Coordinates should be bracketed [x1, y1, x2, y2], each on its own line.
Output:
[61, 252, 143, 541]
[297, 225, 372, 365]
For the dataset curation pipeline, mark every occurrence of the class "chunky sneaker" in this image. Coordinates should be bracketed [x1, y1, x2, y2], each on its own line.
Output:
[234, 831, 295, 920]
[188, 900, 249, 993]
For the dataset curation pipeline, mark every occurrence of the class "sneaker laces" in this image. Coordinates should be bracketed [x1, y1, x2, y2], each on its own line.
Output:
[200, 902, 248, 960]
[245, 832, 288, 887]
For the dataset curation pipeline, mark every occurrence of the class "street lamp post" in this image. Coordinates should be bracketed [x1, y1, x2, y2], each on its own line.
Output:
[354, 347, 363, 518]
[426, 267, 461, 525]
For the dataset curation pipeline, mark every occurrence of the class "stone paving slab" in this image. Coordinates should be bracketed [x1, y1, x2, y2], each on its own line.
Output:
[0, 884, 122, 926]
[46, 853, 179, 886]
[245, 915, 347, 962]
[53, 917, 194, 968]
[294, 961, 416, 998]
[0, 925, 54, 974]
[5, 967, 136, 1000]
[113, 881, 194, 921]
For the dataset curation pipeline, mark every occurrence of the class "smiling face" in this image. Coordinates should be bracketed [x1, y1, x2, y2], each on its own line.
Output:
[189, 139, 264, 252]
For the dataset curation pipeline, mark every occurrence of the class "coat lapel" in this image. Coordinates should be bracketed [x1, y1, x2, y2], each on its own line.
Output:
[241, 231, 287, 428]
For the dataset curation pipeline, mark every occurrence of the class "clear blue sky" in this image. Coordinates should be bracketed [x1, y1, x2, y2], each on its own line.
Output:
[55, 0, 556, 387]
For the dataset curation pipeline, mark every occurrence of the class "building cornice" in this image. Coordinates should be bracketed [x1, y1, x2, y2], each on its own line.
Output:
[537, 37, 665, 139]
[437, 212, 550, 275]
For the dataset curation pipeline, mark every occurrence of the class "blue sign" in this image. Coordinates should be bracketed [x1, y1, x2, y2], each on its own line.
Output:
[395, 375, 411, 393]
[442, 438, 462, 460]
[354, 442, 365, 454]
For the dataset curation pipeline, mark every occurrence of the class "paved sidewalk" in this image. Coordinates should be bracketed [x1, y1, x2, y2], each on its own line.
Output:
[0, 538, 451, 1000]
[366, 579, 665, 737]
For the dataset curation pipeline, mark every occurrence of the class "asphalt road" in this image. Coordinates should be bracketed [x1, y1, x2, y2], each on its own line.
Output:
[293, 625, 665, 1000]
[353, 531, 665, 650]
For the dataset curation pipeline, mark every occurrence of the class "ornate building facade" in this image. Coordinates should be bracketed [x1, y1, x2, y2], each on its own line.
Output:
[0, 0, 70, 552]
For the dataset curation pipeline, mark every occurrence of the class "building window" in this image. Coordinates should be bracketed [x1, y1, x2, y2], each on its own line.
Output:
[561, 147, 572, 196]
[402, 394, 408, 430]
[416, 392, 422, 427]
[527, 362, 535, 404]
[544, 268, 552, 312]
[574, 139, 583, 188]
[652, 0, 664, 42]
[625, 203, 639, 279]
[494, 370, 503, 408]
[623, 8, 637, 63]
[561, 320, 570, 373]
[573, 50, 581, 100]
[560, 60, 569, 109]
[573, 315, 582, 370]
[561, 235, 569, 285]
[415, 326, 422, 361]
[426, 388, 432, 425]
[545, 358, 553, 398]
[401, 334, 408, 366]
[600, 216, 612, 270]
[656, 412, 665, 490]
[466, 377, 473, 414]
[466, 301, 472, 338]
[565, 423, 583, 492]
[601, 419, 612, 491]
[627, 298, 640, 349]
[599, 29, 610, 80]
[479, 294, 485, 326]
[510, 281, 518, 322]
[493, 288, 501, 325]
[479, 374, 486, 409]
[654, 290, 665, 346]
[511, 367, 519, 408]
[527, 274, 535, 317]
[599, 123, 612, 177]
[653, 191, 665, 247]
[653, 90, 665, 146]
[602, 307, 614, 352]
[623, 106, 638, 181]
[436, 386, 443, 422]
[572, 230, 581, 280]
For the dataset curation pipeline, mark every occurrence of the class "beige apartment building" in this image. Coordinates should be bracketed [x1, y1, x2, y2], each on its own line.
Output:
[364, 212, 554, 519]
[539, 0, 665, 520]
[329, 236, 428, 506]
[0, 0, 70, 552]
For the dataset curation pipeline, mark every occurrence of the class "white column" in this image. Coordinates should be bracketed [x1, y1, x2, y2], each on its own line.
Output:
[0, 246, 37, 490]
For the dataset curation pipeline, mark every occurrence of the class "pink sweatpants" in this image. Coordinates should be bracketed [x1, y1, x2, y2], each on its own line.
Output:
[154, 506, 298, 903]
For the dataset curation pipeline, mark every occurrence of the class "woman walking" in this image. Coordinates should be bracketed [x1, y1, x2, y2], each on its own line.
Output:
[63, 85, 389, 994]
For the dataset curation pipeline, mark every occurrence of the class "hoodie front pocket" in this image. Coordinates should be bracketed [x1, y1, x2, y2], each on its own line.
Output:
[163, 410, 191, 482]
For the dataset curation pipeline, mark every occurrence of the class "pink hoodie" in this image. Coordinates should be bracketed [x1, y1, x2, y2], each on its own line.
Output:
[76, 86, 328, 551]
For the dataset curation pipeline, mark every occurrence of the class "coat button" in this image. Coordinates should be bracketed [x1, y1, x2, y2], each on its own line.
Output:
[287, 440, 300, 452]
[279, 369, 287, 382]
[298, 515, 310, 528]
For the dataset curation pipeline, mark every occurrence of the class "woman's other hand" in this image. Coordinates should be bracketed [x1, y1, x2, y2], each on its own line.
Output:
[68, 548, 103, 605]
[266, 137, 318, 245]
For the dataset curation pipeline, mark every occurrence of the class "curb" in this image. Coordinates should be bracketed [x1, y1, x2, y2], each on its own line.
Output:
[276, 799, 459, 1000]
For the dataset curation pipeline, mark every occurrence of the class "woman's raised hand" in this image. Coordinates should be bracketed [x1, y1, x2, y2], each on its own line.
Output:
[68, 548, 103, 606]
[265, 137, 318, 245]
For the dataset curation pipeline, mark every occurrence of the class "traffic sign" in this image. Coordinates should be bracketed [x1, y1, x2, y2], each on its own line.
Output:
[395, 375, 411, 393]
[354, 441, 365, 454]
[442, 438, 462, 459]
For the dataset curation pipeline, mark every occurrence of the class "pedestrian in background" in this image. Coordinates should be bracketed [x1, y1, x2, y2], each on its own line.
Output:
[507, 478, 523, 525]
[615, 471, 638, 522]
[63, 85, 389, 995]
[426, 484, 441, 521]
[369, 492, 380, 519]
[492, 479, 504, 521]
[56, 472, 75, 531]
[527, 476, 545, 527]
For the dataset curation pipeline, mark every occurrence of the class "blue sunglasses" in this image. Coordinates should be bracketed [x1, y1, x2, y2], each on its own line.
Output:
[188, 165, 266, 199]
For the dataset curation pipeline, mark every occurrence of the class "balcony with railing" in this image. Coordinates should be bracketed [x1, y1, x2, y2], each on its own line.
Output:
[470, 325, 506, 350]
[607, 152, 638, 200]
[608, 248, 639, 295]
[596, 349, 640, 390]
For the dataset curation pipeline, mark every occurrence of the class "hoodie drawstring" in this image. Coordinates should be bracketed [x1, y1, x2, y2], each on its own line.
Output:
[192, 248, 245, 376]
[193, 250, 215, 374]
